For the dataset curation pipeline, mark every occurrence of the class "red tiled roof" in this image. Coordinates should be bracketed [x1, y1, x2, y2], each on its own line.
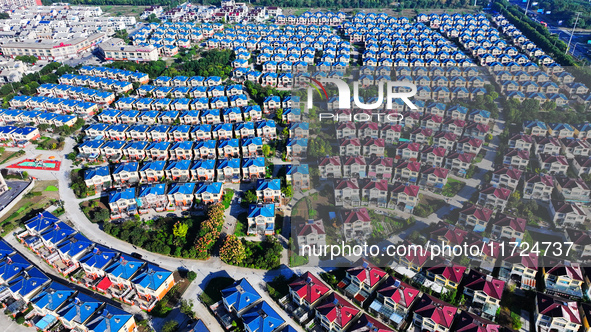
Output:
[288, 272, 330, 305]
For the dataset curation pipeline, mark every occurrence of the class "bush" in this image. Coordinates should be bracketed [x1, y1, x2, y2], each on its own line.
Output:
[161, 320, 179, 332]
[15, 315, 25, 324]
[187, 271, 197, 281]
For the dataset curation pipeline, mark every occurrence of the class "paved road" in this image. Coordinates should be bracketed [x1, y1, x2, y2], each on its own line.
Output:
[0, 312, 32, 332]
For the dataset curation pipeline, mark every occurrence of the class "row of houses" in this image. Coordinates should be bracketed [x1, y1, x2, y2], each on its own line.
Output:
[0, 109, 78, 127]
[9, 95, 98, 115]
[134, 82, 244, 98]
[0, 125, 39, 146]
[275, 11, 347, 26]
[17, 211, 176, 312]
[37, 83, 116, 106]
[0, 239, 138, 332]
[77, 66, 150, 84]
[93, 107, 266, 127]
[82, 120, 280, 142]
[82, 159, 276, 189]
[106, 181, 224, 217]
[110, 95, 252, 112]
[56, 75, 134, 93]
[129, 21, 220, 46]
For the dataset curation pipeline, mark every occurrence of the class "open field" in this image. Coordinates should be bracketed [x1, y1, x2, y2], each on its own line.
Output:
[0, 180, 60, 236]
[101, 5, 147, 19]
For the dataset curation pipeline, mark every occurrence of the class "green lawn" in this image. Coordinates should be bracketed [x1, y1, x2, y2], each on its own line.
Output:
[44, 185, 58, 192]
[441, 178, 466, 197]
[200, 277, 235, 306]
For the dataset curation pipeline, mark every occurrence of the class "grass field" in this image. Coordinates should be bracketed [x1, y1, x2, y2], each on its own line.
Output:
[0, 180, 59, 236]
[101, 5, 147, 20]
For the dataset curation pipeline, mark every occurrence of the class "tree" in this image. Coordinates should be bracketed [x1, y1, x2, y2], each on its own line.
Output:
[173, 222, 189, 238]
[161, 320, 179, 332]
[15, 55, 37, 64]
[281, 185, 293, 198]
[180, 299, 195, 318]
[187, 271, 197, 281]
[262, 144, 271, 157]
[219, 235, 246, 265]
[244, 190, 257, 203]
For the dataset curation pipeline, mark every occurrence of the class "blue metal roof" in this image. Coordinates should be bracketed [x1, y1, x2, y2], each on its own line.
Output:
[221, 278, 261, 312]
[108, 188, 136, 203]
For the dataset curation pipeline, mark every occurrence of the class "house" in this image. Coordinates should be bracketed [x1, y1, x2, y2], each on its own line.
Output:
[57, 293, 103, 331]
[241, 137, 263, 157]
[451, 311, 501, 332]
[419, 166, 449, 192]
[523, 119, 548, 136]
[543, 259, 584, 299]
[221, 278, 261, 317]
[534, 136, 561, 155]
[79, 245, 118, 282]
[132, 264, 175, 311]
[463, 275, 505, 320]
[500, 250, 538, 289]
[388, 183, 419, 213]
[286, 138, 307, 160]
[395, 142, 420, 161]
[555, 177, 591, 203]
[412, 294, 457, 332]
[57, 234, 93, 274]
[241, 302, 285, 332]
[296, 219, 326, 255]
[548, 122, 575, 138]
[335, 179, 360, 207]
[503, 148, 529, 170]
[550, 200, 586, 228]
[247, 204, 275, 235]
[339, 208, 370, 241]
[315, 293, 360, 332]
[85, 305, 136, 332]
[559, 138, 591, 159]
[108, 188, 137, 219]
[286, 164, 310, 190]
[30, 281, 75, 317]
[534, 292, 581, 332]
[478, 185, 511, 212]
[256, 178, 281, 204]
[138, 183, 167, 213]
[194, 182, 223, 204]
[288, 122, 309, 139]
[368, 276, 420, 329]
[191, 160, 215, 181]
[394, 161, 421, 184]
[491, 213, 526, 243]
[491, 167, 522, 191]
[101, 141, 126, 160]
[124, 141, 149, 161]
[445, 151, 474, 176]
[340, 258, 387, 305]
[571, 156, 591, 176]
[319, 156, 342, 179]
[216, 158, 242, 182]
[420, 146, 447, 167]
[165, 160, 191, 182]
[140, 161, 166, 183]
[456, 137, 483, 155]
[458, 204, 493, 233]
[538, 154, 569, 175]
[425, 264, 466, 289]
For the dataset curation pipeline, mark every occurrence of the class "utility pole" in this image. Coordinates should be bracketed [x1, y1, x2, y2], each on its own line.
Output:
[567, 12, 581, 53]
[524, 0, 531, 16]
